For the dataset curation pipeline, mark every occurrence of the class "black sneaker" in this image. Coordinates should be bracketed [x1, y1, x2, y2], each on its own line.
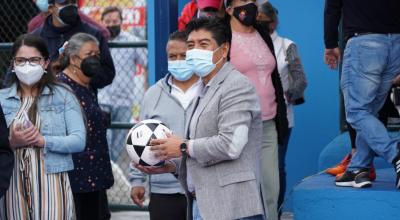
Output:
[335, 168, 372, 188]
[392, 154, 400, 189]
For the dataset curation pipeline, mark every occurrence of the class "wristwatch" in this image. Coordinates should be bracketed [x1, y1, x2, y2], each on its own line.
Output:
[180, 141, 188, 156]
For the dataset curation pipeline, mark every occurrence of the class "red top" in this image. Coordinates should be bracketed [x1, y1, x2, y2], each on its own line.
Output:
[28, 12, 110, 40]
[178, 0, 198, 31]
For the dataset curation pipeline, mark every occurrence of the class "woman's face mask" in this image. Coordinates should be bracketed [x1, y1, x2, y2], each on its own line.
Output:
[232, 2, 258, 27]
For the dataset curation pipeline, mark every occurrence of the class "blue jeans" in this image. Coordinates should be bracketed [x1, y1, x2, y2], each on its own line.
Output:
[192, 200, 264, 220]
[341, 34, 400, 170]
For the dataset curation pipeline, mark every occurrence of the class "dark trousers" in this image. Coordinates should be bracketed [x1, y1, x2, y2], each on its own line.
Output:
[73, 190, 110, 220]
[149, 193, 187, 220]
[277, 128, 292, 212]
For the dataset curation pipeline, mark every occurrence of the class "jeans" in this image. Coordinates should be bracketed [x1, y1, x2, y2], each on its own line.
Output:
[100, 104, 132, 161]
[341, 34, 400, 170]
[192, 200, 264, 220]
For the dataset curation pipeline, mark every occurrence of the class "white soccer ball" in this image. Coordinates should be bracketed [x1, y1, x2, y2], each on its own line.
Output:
[126, 119, 171, 166]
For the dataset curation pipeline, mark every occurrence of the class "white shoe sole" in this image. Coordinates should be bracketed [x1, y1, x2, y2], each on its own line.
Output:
[336, 181, 372, 188]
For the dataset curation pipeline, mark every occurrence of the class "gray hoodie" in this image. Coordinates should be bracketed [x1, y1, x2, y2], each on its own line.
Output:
[129, 74, 196, 194]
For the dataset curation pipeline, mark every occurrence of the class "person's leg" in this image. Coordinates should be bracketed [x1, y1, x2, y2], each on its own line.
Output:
[342, 34, 400, 171]
[260, 120, 279, 220]
[149, 193, 187, 220]
[347, 122, 357, 151]
[277, 128, 291, 211]
[73, 192, 101, 220]
[99, 190, 111, 220]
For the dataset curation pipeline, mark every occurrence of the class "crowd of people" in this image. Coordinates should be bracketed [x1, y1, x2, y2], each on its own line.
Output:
[0, 0, 399, 220]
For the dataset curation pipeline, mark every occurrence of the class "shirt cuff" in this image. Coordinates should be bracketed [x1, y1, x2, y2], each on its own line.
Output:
[188, 140, 195, 159]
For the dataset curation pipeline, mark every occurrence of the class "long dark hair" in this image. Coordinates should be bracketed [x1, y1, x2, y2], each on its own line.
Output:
[9, 34, 58, 93]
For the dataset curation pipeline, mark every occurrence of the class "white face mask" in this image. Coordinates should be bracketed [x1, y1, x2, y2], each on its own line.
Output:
[185, 47, 223, 78]
[14, 63, 45, 86]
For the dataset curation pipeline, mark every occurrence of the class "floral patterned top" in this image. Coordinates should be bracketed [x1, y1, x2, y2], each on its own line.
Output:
[58, 72, 114, 193]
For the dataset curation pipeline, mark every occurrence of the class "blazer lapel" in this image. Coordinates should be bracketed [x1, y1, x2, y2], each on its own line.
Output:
[189, 63, 234, 138]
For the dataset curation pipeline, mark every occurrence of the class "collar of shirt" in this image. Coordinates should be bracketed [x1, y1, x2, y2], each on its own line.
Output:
[167, 76, 202, 109]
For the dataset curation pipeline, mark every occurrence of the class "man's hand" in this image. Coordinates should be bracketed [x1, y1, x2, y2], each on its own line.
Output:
[150, 134, 183, 160]
[130, 186, 145, 208]
[324, 47, 341, 69]
[133, 160, 177, 175]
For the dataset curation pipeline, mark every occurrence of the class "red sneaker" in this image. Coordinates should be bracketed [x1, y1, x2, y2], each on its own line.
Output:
[369, 165, 376, 181]
[326, 154, 352, 176]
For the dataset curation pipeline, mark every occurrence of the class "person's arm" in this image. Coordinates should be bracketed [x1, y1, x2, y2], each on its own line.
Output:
[0, 105, 14, 198]
[324, 0, 342, 49]
[286, 43, 307, 103]
[44, 91, 86, 154]
[89, 33, 116, 90]
[190, 77, 259, 166]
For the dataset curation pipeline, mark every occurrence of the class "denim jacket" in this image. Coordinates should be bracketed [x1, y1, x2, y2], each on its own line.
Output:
[0, 83, 86, 174]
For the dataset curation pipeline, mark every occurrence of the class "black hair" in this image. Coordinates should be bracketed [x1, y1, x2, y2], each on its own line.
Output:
[168, 30, 187, 42]
[259, 2, 279, 23]
[185, 17, 232, 47]
[101, 6, 123, 21]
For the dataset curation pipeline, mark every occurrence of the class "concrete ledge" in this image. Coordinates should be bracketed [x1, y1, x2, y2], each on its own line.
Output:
[293, 168, 400, 220]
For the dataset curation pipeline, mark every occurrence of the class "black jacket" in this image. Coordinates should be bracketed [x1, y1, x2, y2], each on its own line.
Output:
[324, 0, 400, 49]
[32, 16, 115, 90]
[0, 105, 13, 198]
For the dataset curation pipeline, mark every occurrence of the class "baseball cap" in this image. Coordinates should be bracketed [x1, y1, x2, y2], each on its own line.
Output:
[197, 0, 222, 9]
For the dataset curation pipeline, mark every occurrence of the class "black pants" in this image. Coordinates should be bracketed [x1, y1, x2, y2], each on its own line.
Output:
[73, 190, 111, 220]
[278, 128, 292, 213]
[149, 193, 187, 220]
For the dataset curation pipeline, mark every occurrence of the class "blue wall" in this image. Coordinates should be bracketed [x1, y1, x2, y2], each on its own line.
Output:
[269, 0, 340, 210]
[161, 0, 341, 211]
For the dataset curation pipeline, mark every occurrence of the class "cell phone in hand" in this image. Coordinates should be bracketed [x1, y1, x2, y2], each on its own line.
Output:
[22, 111, 33, 129]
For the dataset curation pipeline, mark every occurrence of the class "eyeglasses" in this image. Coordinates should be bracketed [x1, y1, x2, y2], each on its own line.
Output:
[13, 57, 45, 66]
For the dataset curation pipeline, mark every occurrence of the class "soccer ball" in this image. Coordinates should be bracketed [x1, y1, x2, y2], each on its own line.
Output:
[126, 119, 171, 166]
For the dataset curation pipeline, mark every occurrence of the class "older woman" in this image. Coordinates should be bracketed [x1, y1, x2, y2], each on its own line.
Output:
[0, 34, 86, 220]
[53, 33, 114, 220]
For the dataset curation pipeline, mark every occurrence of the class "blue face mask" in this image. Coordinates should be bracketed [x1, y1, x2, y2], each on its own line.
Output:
[35, 0, 49, 12]
[186, 47, 223, 78]
[168, 60, 194, 81]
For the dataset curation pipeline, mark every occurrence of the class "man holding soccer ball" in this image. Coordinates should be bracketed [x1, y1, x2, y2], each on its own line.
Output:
[135, 17, 264, 220]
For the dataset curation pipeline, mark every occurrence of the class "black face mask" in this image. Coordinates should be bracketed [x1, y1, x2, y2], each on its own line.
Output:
[233, 3, 258, 27]
[257, 20, 272, 33]
[58, 5, 79, 26]
[80, 55, 101, 77]
[107, 25, 121, 39]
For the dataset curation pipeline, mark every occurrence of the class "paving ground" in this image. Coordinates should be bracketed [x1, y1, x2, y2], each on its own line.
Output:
[110, 211, 294, 220]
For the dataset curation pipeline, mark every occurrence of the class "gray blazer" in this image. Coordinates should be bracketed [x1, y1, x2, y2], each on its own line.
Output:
[177, 63, 264, 220]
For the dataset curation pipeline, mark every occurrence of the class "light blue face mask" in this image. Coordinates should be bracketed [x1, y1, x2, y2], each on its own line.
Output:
[186, 47, 223, 78]
[168, 60, 194, 81]
[35, 0, 49, 12]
